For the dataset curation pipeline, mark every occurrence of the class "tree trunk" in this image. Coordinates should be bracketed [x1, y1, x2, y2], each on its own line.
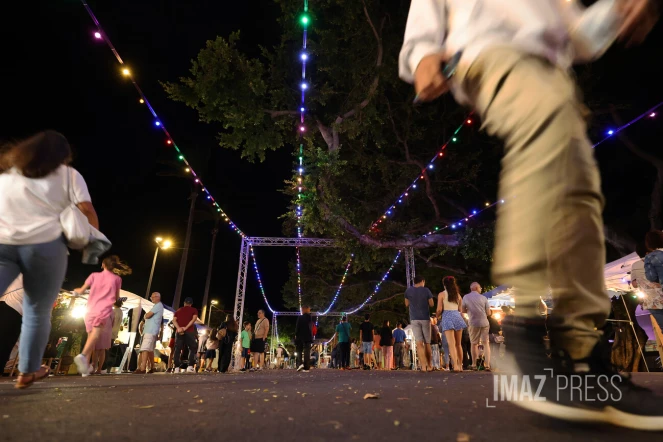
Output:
[200, 219, 220, 323]
[172, 191, 198, 309]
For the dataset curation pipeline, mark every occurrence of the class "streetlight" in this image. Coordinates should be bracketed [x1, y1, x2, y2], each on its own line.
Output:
[145, 237, 172, 299]
[208, 300, 220, 326]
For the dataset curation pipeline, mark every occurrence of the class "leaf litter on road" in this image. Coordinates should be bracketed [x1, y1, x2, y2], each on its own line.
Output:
[363, 393, 379, 400]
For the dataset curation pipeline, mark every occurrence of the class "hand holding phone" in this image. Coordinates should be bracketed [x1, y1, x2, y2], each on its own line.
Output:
[413, 51, 462, 104]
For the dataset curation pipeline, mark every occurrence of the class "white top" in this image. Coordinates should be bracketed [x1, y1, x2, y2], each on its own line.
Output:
[0, 275, 24, 316]
[440, 290, 459, 311]
[399, 0, 620, 104]
[144, 302, 164, 336]
[0, 165, 91, 245]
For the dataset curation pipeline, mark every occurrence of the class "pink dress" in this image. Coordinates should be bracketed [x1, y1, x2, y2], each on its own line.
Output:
[84, 270, 121, 349]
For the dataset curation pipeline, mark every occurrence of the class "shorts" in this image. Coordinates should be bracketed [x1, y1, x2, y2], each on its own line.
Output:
[85, 315, 112, 350]
[140, 333, 158, 352]
[362, 341, 373, 354]
[468, 325, 489, 345]
[410, 319, 432, 344]
[242, 348, 250, 358]
[250, 338, 265, 353]
[205, 349, 217, 360]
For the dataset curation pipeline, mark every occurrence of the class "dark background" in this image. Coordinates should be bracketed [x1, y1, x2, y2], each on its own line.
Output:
[1, 1, 662, 325]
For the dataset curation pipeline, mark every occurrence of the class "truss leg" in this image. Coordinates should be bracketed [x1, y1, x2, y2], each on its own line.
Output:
[405, 247, 416, 288]
[231, 237, 250, 371]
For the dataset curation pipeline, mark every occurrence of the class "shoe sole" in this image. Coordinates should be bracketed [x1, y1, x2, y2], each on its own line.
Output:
[514, 400, 663, 431]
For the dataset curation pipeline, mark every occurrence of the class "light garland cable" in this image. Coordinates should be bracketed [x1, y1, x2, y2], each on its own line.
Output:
[318, 256, 354, 316]
[369, 114, 474, 232]
[80, 1, 244, 237]
[419, 101, 662, 237]
[344, 250, 402, 315]
[249, 245, 276, 314]
[295, 1, 311, 311]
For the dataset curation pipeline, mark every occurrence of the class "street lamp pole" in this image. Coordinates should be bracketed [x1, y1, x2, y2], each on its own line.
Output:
[145, 246, 159, 299]
[208, 300, 219, 326]
[145, 237, 172, 299]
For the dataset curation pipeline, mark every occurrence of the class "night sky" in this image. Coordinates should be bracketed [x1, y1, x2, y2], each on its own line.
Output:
[2, 1, 663, 323]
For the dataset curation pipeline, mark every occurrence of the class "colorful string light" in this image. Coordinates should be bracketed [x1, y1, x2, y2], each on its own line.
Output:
[318, 256, 354, 316]
[594, 101, 662, 148]
[370, 114, 473, 232]
[80, 1, 244, 237]
[249, 245, 276, 313]
[344, 250, 402, 315]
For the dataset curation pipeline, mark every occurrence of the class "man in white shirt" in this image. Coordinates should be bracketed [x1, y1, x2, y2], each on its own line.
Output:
[134, 292, 164, 374]
[400, 0, 661, 429]
[462, 282, 491, 370]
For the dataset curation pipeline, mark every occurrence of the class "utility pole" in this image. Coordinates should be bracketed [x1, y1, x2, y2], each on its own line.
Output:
[172, 190, 198, 309]
[201, 219, 219, 323]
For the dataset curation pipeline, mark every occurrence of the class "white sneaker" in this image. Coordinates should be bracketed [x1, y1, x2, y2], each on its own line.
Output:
[186, 366, 196, 373]
[74, 354, 91, 376]
[301, 370, 310, 373]
[297, 364, 304, 372]
[173, 367, 181, 374]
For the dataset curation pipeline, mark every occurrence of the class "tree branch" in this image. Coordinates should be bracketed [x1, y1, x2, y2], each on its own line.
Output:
[329, 2, 385, 152]
[420, 253, 467, 275]
[264, 109, 299, 118]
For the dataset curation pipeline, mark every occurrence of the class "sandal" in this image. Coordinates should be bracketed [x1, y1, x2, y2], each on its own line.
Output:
[15, 365, 50, 389]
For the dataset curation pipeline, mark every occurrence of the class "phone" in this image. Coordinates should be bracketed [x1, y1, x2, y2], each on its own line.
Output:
[442, 50, 462, 80]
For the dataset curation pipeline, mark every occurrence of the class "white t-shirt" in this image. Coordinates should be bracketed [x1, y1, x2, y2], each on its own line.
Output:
[0, 275, 24, 316]
[0, 165, 91, 245]
[440, 290, 460, 311]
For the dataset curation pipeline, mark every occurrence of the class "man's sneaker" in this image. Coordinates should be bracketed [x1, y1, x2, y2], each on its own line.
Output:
[297, 364, 305, 372]
[504, 316, 663, 431]
[74, 354, 91, 377]
[301, 369, 310, 373]
[186, 366, 196, 373]
[173, 367, 181, 374]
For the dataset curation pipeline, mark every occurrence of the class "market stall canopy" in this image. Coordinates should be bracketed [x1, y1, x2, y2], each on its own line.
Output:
[604, 252, 640, 292]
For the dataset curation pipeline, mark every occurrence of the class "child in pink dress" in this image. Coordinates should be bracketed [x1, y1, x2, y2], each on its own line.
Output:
[73, 255, 130, 376]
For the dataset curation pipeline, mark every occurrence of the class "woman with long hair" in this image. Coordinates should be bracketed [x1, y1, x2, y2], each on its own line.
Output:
[73, 255, 131, 376]
[0, 131, 98, 388]
[436, 276, 467, 372]
[217, 316, 239, 373]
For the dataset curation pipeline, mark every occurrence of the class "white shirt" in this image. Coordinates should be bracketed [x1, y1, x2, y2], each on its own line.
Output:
[399, 0, 620, 104]
[0, 275, 24, 316]
[0, 165, 91, 245]
[440, 290, 459, 311]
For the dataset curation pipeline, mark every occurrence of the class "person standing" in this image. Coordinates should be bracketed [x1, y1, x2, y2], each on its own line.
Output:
[632, 241, 663, 364]
[436, 276, 466, 372]
[111, 299, 123, 343]
[462, 282, 491, 370]
[429, 316, 441, 370]
[74, 255, 128, 376]
[392, 322, 406, 369]
[240, 321, 252, 371]
[134, 292, 163, 374]
[172, 297, 199, 373]
[252, 309, 270, 370]
[372, 329, 382, 369]
[379, 320, 394, 370]
[0, 276, 24, 373]
[643, 232, 663, 332]
[359, 314, 374, 370]
[400, 0, 663, 426]
[335, 316, 352, 370]
[0, 131, 99, 389]
[295, 305, 313, 372]
[404, 275, 435, 372]
[217, 316, 239, 373]
[196, 329, 209, 373]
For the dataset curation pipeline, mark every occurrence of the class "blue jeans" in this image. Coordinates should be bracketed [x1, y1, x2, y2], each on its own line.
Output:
[0, 238, 68, 373]
[431, 343, 440, 369]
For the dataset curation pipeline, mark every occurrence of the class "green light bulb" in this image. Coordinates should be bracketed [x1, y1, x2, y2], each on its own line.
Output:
[178, 155, 184, 160]
[301, 15, 309, 25]
[452, 137, 457, 142]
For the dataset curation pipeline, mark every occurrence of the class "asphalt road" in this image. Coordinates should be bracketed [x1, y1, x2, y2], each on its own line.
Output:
[1, 370, 662, 442]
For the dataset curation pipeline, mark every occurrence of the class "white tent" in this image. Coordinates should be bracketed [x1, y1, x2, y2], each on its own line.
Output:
[604, 252, 640, 292]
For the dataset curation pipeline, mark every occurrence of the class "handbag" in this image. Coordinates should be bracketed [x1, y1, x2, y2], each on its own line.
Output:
[60, 167, 91, 249]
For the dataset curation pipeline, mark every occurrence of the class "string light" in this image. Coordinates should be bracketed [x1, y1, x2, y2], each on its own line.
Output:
[344, 251, 402, 315]
[94, 32, 101, 39]
[80, 0, 245, 237]
[318, 256, 354, 316]
[249, 245, 276, 313]
[369, 114, 473, 231]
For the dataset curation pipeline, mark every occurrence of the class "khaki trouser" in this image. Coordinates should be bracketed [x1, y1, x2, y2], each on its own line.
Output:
[460, 47, 610, 359]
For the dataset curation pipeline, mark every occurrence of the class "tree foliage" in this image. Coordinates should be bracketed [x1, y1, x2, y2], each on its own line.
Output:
[165, 0, 503, 329]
